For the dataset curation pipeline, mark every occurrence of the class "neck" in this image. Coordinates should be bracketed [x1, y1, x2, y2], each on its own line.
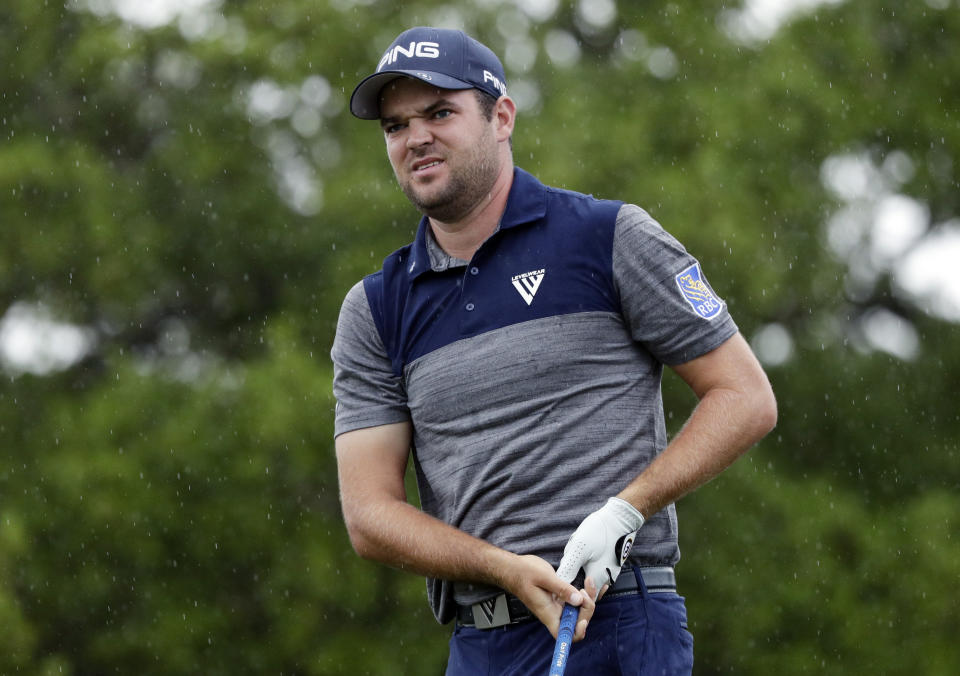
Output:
[428, 164, 514, 261]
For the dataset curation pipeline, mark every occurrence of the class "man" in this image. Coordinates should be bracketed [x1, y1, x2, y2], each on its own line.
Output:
[331, 26, 776, 675]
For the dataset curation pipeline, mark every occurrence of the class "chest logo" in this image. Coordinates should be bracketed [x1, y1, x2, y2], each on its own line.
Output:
[675, 262, 724, 319]
[511, 268, 545, 306]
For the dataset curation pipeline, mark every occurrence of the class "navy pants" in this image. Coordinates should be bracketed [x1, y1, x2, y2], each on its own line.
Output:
[445, 567, 693, 675]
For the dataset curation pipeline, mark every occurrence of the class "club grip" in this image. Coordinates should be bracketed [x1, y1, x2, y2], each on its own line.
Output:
[548, 604, 578, 676]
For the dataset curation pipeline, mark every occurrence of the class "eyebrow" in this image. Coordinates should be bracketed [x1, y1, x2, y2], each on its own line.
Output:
[380, 97, 460, 128]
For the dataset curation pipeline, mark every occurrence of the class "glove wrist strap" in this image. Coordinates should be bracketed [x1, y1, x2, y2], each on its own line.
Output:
[606, 496, 644, 531]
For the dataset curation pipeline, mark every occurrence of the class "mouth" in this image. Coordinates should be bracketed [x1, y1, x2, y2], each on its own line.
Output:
[412, 158, 444, 173]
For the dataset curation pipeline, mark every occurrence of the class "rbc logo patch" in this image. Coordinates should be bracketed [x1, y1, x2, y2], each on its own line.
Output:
[675, 263, 723, 319]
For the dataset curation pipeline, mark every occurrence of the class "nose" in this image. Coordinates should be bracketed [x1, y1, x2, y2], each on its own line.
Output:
[406, 118, 433, 148]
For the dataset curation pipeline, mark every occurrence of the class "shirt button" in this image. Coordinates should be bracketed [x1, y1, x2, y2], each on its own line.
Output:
[465, 302, 475, 311]
[470, 266, 480, 275]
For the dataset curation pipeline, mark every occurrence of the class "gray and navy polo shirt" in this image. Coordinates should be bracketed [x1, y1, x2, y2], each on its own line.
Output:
[332, 167, 737, 623]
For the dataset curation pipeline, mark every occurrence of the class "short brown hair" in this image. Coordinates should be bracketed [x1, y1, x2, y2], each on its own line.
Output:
[474, 89, 497, 121]
[474, 89, 512, 148]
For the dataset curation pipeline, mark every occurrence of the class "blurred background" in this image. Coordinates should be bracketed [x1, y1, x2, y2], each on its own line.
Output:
[2, 0, 959, 673]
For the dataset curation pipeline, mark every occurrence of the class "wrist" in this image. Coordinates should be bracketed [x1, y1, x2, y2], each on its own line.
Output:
[606, 496, 644, 531]
[479, 545, 523, 591]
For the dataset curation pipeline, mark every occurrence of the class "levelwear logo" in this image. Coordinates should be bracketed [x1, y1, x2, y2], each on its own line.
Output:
[511, 269, 545, 305]
[476, 598, 498, 624]
[472, 595, 510, 629]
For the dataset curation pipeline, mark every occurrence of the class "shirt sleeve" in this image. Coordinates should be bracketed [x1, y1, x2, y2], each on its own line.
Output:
[330, 281, 411, 437]
[612, 204, 738, 365]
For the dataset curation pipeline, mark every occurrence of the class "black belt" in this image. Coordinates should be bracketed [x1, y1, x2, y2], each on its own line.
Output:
[456, 566, 676, 630]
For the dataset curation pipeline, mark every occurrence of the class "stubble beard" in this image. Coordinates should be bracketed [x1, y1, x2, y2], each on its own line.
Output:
[399, 133, 500, 223]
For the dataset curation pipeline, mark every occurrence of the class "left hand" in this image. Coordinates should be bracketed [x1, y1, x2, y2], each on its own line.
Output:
[556, 497, 644, 599]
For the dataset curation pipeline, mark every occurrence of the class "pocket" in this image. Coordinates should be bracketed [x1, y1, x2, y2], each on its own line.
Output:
[651, 592, 688, 629]
[645, 593, 694, 674]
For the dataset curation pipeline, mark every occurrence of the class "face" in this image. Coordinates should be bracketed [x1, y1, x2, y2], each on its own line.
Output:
[379, 78, 503, 223]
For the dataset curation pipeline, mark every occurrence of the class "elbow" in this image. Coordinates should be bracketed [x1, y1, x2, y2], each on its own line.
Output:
[342, 510, 383, 562]
[348, 533, 379, 562]
[731, 374, 777, 446]
[343, 519, 373, 560]
[753, 384, 778, 440]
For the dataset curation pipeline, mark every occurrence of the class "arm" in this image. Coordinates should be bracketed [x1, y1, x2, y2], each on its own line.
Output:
[618, 332, 777, 517]
[335, 422, 594, 637]
[336, 421, 509, 581]
[557, 212, 774, 597]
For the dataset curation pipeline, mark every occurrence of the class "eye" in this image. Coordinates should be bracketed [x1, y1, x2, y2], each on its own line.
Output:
[432, 109, 453, 120]
[383, 122, 406, 135]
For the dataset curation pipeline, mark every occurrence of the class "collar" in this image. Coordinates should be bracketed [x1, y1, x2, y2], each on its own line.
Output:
[424, 228, 468, 271]
[405, 167, 548, 278]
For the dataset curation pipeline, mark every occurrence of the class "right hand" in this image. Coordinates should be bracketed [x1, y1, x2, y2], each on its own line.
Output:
[502, 554, 597, 642]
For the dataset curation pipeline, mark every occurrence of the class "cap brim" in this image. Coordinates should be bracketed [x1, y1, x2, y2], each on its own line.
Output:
[349, 70, 474, 120]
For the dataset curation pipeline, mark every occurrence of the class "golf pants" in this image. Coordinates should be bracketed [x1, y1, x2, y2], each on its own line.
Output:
[445, 566, 694, 675]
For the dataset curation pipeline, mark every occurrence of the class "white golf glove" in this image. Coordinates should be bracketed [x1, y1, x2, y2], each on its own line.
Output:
[556, 497, 644, 597]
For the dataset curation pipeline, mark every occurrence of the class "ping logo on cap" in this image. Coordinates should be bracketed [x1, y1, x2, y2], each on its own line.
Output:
[483, 70, 507, 96]
[377, 41, 441, 72]
[350, 27, 509, 119]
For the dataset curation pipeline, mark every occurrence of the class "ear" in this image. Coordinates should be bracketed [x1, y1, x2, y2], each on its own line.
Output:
[493, 96, 517, 142]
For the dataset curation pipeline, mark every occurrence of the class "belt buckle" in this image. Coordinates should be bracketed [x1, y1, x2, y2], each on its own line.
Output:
[471, 594, 511, 629]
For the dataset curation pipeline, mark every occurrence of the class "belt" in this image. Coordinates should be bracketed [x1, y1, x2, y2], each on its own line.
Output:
[456, 566, 676, 630]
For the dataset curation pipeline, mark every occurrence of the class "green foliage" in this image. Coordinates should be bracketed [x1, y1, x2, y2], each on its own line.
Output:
[681, 461, 960, 674]
[1, 326, 448, 674]
[2, 0, 959, 673]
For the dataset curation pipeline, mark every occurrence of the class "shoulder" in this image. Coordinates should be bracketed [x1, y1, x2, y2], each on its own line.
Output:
[336, 280, 376, 334]
[341, 279, 370, 310]
[613, 203, 689, 258]
[358, 240, 417, 303]
[615, 203, 668, 238]
[539, 184, 624, 238]
[543, 183, 623, 211]
[509, 168, 622, 229]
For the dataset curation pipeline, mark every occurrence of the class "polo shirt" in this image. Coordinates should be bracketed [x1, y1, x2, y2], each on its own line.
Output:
[331, 167, 737, 623]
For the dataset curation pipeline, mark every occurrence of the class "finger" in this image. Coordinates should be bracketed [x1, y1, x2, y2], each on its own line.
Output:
[583, 560, 613, 597]
[529, 581, 581, 638]
[583, 576, 596, 600]
[597, 582, 610, 601]
[574, 594, 595, 641]
[530, 590, 574, 638]
[573, 578, 598, 642]
[545, 572, 583, 608]
[541, 583, 584, 638]
[581, 566, 609, 602]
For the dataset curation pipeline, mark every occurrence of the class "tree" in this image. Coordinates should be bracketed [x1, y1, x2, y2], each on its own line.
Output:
[1, 0, 958, 673]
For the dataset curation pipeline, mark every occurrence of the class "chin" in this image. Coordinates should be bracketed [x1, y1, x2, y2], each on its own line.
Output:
[416, 195, 460, 220]
[410, 186, 447, 207]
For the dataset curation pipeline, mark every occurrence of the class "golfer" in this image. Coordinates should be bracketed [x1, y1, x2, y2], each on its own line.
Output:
[331, 26, 777, 675]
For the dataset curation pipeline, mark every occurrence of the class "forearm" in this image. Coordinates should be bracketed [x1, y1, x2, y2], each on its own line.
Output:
[346, 490, 591, 638]
[619, 382, 775, 518]
[618, 333, 777, 518]
[336, 423, 521, 592]
[344, 492, 517, 589]
[336, 423, 586, 637]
